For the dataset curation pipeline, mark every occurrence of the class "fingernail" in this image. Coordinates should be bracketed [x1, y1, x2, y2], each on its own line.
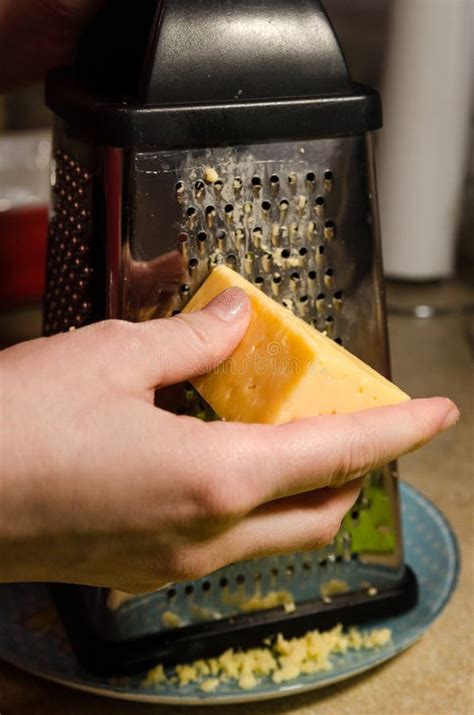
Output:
[440, 401, 460, 431]
[205, 287, 250, 321]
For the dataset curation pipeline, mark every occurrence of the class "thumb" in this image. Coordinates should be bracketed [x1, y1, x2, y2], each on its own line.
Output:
[134, 287, 251, 388]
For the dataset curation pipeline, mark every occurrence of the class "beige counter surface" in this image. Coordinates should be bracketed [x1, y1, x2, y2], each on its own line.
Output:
[1, 280, 473, 715]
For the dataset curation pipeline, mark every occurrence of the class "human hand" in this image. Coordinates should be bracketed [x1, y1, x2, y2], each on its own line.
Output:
[0, 288, 459, 592]
[0, 0, 104, 92]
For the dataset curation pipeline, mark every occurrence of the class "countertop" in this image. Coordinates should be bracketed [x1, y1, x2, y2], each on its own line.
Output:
[0, 280, 473, 715]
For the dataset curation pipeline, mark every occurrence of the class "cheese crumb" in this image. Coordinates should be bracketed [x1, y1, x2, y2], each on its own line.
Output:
[161, 610, 183, 629]
[200, 678, 221, 693]
[203, 167, 219, 184]
[142, 624, 392, 692]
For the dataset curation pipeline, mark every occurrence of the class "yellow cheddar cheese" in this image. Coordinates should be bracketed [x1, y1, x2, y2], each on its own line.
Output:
[182, 266, 409, 423]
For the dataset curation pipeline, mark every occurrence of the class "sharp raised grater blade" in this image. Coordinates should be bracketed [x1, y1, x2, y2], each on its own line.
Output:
[45, 0, 417, 675]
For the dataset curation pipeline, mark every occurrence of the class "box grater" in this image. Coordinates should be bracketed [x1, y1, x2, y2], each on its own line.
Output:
[44, 0, 417, 675]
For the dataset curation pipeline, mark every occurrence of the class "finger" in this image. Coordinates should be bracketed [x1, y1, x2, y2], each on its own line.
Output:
[185, 481, 362, 575]
[77, 287, 250, 391]
[133, 287, 251, 389]
[200, 397, 459, 512]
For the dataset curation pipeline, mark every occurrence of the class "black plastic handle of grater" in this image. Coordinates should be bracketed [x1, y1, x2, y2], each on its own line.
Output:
[77, 0, 352, 104]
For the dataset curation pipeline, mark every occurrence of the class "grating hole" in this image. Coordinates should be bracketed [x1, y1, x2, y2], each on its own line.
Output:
[326, 316, 334, 323]
[279, 199, 289, 209]
[318, 245, 325, 255]
[300, 295, 309, 304]
[186, 206, 196, 217]
[189, 258, 199, 269]
[317, 292, 326, 300]
[219, 577, 229, 588]
[325, 269, 334, 277]
[306, 172, 316, 183]
[286, 565, 295, 577]
[291, 272, 300, 281]
[252, 176, 262, 186]
[351, 510, 359, 520]
[270, 174, 280, 184]
[197, 231, 207, 241]
[302, 561, 312, 571]
[351, 553, 359, 562]
[271, 567, 279, 577]
[224, 203, 234, 214]
[281, 249, 290, 259]
[195, 180, 204, 191]
[335, 337, 343, 345]
[315, 196, 325, 206]
[205, 205, 215, 214]
[255, 275, 264, 285]
[236, 574, 245, 585]
[185, 585, 194, 595]
[262, 200, 272, 211]
[325, 220, 335, 229]
[324, 170, 334, 181]
[308, 270, 317, 280]
[167, 588, 177, 599]
[202, 581, 211, 592]
[319, 559, 328, 568]
[272, 274, 282, 285]
[216, 229, 226, 241]
[180, 284, 190, 295]
[334, 290, 343, 300]
[299, 247, 308, 257]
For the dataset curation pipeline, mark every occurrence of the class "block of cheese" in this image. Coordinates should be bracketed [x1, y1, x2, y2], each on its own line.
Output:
[182, 266, 409, 424]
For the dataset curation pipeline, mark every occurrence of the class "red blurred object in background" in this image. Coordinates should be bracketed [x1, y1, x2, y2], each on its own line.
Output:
[0, 130, 51, 310]
[0, 205, 48, 308]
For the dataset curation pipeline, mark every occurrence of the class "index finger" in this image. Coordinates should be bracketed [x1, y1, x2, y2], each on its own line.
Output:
[202, 397, 459, 511]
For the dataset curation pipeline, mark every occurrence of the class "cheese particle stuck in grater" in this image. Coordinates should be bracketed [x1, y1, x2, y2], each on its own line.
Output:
[45, 0, 418, 676]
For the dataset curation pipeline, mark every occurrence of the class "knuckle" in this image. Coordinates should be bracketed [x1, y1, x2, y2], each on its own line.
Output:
[192, 468, 240, 523]
[161, 550, 209, 583]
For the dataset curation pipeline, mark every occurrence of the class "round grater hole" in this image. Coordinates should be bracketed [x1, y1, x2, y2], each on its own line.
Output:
[286, 565, 295, 577]
[236, 574, 245, 585]
[324, 170, 333, 181]
[185, 585, 194, 596]
[308, 270, 317, 280]
[335, 337, 343, 345]
[255, 275, 264, 287]
[306, 171, 316, 184]
[302, 561, 312, 571]
[167, 588, 177, 600]
[318, 245, 325, 255]
[271, 567, 279, 577]
[281, 248, 290, 259]
[195, 180, 205, 192]
[334, 290, 344, 300]
[186, 206, 196, 217]
[351, 510, 359, 520]
[319, 559, 328, 568]
[202, 581, 211, 593]
[351, 552, 360, 562]
[270, 174, 280, 188]
[251, 176, 262, 187]
[325, 269, 334, 277]
[219, 577, 229, 588]
[224, 203, 234, 214]
[197, 231, 207, 241]
[205, 205, 215, 215]
[335, 555, 343, 564]
[188, 258, 199, 269]
[273, 274, 282, 285]
[315, 196, 325, 206]
[262, 200, 272, 212]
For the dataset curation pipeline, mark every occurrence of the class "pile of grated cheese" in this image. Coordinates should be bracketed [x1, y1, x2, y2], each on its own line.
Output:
[142, 624, 391, 693]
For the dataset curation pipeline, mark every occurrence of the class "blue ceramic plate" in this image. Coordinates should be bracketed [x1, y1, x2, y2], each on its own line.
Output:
[0, 482, 459, 706]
